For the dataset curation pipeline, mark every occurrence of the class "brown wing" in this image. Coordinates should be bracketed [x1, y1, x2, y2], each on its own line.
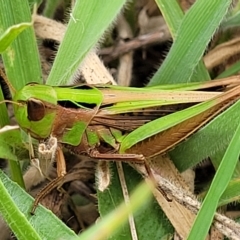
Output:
[91, 103, 192, 131]
[91, 115, 154, 131]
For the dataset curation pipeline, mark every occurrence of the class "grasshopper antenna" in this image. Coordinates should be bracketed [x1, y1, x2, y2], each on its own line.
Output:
[0, 99, 23, 106]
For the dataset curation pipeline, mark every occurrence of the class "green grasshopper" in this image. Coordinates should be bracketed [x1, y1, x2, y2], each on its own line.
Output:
[4, 76, 240, 213]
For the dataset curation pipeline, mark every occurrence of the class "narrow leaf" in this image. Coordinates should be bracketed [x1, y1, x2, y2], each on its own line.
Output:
[187, 121, 240, 240]
[154, 0, 210, 82]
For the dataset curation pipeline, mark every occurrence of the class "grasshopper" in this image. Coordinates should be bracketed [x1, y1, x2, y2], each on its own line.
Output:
[3, 75, 240, 213]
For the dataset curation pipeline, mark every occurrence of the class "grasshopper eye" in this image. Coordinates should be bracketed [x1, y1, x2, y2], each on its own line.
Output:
[27, 99, 45, 121]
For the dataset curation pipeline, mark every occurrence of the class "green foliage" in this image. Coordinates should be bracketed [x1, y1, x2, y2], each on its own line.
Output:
[187, 122, 240, 239]
[0, 170, 77, 239]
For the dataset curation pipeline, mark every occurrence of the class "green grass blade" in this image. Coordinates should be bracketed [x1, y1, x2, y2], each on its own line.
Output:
[187, 121, 240, 240]
[0, 0, 42, 91]
[0, 126, 28, 189]
[149, 0, 231, 86]
[47, 0, 126, 86]
[154, 0, 209, 82]
[155, 0, 183, 37]
[0, 170, 77, 239]
[0, 127, 29, 188]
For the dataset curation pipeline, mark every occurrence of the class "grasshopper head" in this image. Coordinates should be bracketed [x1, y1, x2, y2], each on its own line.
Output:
[13, 83, 58, 139]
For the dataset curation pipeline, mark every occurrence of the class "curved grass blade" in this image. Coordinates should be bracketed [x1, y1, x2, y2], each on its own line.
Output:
[0, 175, 41, 240]
[187, 121, 240, 240]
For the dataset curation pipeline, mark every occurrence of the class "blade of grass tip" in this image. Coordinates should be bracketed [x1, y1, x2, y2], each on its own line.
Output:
[187, 121, 240, 240]
[149, 0, 231, 86]
[47, 0, 126, 86]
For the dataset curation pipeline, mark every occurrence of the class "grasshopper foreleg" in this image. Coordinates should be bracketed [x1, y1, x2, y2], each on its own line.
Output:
[30, 146, 66, 215]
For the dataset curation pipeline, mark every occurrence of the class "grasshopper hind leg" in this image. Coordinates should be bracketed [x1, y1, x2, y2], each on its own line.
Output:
[88, 147, 171, 202]
[143, 161, 172, 202]
[88, 148, 145, 163]
[30, 175, 64, 215]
